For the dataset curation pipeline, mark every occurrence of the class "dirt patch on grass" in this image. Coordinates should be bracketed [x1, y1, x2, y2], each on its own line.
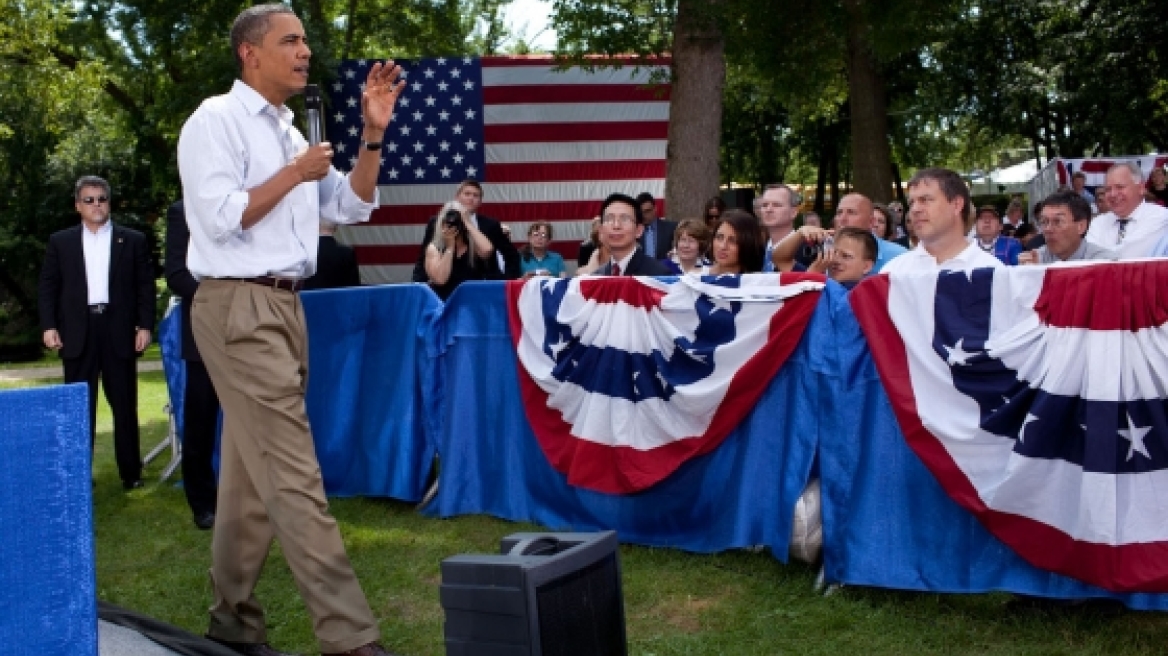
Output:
[642, 592, 727, 634]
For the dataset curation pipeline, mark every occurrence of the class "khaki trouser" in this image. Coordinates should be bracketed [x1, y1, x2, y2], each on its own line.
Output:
[191, 279, 379, 653]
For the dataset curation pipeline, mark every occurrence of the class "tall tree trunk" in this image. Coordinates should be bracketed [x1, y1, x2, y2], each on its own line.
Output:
[814, 135, 829, 216]
[829, 148, 841, 224]
[664, 0, 724, 219]
[842, 0, 893, 203]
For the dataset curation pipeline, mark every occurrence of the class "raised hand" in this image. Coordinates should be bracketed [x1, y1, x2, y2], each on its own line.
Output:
[361, 61, 407, 133]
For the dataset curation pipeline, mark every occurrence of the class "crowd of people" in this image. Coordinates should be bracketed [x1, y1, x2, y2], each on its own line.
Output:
[408, 159, 1168, 300]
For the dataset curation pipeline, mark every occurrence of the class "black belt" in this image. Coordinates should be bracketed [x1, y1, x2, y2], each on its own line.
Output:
[88, 304, 108, 314]
[230, 276, 305, 292]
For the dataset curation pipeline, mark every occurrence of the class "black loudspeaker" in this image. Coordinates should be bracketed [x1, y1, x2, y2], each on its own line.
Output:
[440, 530, 627, 656]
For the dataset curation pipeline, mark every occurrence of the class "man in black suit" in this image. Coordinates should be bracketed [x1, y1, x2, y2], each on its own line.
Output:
[635, 191, 677, 261]
[411, 179, 520, 282]
[163, 200, 219, 529]
[39, 176, 155, 489]
[594, 193, 672, 276]
[304, 221, 361, 290]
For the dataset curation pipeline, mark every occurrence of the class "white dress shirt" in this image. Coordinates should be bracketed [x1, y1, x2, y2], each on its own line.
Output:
[81, 220, 112, 304]
[880, 241, 1003, 274]
[177, 80, 378, 279]
[1085, 201, 1168, 259]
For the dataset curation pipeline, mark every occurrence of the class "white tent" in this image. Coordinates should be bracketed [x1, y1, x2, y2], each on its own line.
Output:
[969, 159, 1044, 196]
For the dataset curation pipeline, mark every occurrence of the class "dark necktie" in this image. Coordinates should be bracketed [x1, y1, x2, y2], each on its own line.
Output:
[1117, 218, 1130, 245]
[612, 262, 621, 276]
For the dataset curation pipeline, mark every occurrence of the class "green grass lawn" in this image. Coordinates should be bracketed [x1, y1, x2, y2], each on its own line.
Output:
[0, 343, 161, 370]
[6, 372, 1168, 654]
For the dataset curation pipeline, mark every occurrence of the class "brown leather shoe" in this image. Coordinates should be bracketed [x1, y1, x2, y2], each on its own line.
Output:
[206, 636, 300, 656]
[323, 642, 404, 656]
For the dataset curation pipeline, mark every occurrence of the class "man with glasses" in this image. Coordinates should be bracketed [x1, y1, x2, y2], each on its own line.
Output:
[38, 175, 155, 490]
[1086, 161, 1168, 259]
[1018, 191, 1116, 264]
[594, 193, 670, 276]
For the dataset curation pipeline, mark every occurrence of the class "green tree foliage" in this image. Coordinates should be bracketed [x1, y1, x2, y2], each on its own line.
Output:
[930, 0, 1168, 159]
[0, 0, 509, 356]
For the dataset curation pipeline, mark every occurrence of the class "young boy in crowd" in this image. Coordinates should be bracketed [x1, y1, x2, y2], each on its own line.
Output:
[770, 225, 877, 290]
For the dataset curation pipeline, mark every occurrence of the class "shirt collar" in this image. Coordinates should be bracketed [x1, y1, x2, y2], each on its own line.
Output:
[612, 248, 638, 272]
[1118, 200, 1148, 222]
[84, 220, 113, 237]
[230, 79, 293, 122]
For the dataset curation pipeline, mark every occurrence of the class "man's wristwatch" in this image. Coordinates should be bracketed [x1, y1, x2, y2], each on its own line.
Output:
[362, 140, 382, 151]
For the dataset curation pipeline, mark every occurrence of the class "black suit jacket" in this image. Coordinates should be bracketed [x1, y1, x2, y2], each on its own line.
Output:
[39, 223, 155, 360]
[163, 201, 202, 362]
[594, 248, 672, 276]
[304, 236, 361, 290]
[637, 219, 677, 260]
[411, 213, 520, 282]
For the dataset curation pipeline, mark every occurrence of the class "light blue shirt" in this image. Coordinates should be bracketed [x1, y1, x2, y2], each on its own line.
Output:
[872, 239, 907, 273]
[1150, 230, 1168, 258]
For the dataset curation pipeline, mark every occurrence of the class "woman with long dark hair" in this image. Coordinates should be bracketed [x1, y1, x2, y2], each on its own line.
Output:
[703, 196, 726, 230]
[710, 209, 765, 274]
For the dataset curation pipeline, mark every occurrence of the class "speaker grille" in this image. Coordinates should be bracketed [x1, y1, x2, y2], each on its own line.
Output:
[535, 553, 625, 656]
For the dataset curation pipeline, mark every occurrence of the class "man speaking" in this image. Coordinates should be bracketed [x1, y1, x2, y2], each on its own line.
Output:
[177, 4, 404, 656]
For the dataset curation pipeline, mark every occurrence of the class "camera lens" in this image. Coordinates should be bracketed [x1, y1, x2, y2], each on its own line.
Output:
[799, 243, 822, 260]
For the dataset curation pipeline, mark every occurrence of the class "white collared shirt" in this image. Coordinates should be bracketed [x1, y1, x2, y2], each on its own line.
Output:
[177, 80, 378, 279]
[81, 220, 112, 304]
[610, 249, 638, 275]
[880, 241, 1003, 274]
[1085, 201, 1168, 259]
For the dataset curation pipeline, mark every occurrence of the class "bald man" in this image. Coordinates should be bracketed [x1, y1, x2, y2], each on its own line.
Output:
[833, 193, 906, 272]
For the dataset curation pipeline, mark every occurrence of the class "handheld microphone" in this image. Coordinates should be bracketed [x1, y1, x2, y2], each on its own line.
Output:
[304, 84, 323, 146]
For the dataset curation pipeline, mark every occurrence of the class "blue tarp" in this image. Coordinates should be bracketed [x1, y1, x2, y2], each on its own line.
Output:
[0, 383, 97, 655]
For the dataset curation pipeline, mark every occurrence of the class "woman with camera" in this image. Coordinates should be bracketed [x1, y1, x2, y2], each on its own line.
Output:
[424, 200, 495, 300]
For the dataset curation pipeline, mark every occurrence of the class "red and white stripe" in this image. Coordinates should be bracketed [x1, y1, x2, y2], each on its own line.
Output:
[339, 56, 671, 284]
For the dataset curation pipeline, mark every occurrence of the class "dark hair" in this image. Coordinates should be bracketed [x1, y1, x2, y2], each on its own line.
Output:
[1013, 223, 1038, 240]
[231, 4, 295, 73]
[600, 193, 643, 225]
[74, 175, 111, 201]
[457, 179, 483, 194]
[715, 209, 765, 273]
[834, 227, 878, 262]
[976, 205, 1002, 223]
[635, 192, 656, 207]
[907, 167, 972, 229]
[703, 196, 726, 218]
[871, 203, 896, 240]
[1036, 190, 1092, 223]
[1072, 171, 1087, 181]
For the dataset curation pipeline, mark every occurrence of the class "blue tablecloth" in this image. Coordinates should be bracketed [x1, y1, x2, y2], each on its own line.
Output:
[0, 383, 97, 655]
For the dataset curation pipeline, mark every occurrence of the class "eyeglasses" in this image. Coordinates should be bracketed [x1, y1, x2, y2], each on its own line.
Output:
[601, 214, 636, 226]
[81, 196, 109, 204]
[529, 231, 549, 238]
[1037, 218, 1081, 230]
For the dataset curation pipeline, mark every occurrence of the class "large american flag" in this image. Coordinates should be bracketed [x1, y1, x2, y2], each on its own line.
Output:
[326, 56, 671, 283]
